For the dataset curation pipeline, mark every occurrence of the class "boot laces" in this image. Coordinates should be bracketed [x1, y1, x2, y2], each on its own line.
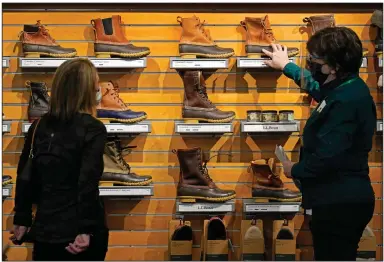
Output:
[200, 153, 232, 183]
[108, 82, 127, 108]
[115, 140, 136, 172]
[197, 19, 212, 41]
[195, 76, 215, 107]
[261, 21, 276, 41]
[36, 21, 57, 44]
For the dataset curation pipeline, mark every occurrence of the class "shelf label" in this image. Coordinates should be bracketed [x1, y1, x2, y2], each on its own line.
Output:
[105, 124, 150, 133]
[238, 58, 294, 68]
[177, 202, 234, 213]
[171, 58, 228, 69]
[176, 124, 231, 133]
[90, 58, 146, 68]
[242, 122, 299, 133]
[360, 57, 367, 68]
[99, 187, 152, 196]
[2, 188, 10, 197]
[20, 58, 68, 68]
[3, 59, 8, 68]
[245, 204, 300, 213]
[2, 125, 8, 132]
[379, 58, 383, 68]
[23, 123, 32, 133]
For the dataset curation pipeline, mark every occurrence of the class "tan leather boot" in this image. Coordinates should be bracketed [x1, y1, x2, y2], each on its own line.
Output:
[20, 20, 77, 58]
[303, 15, 368, 56]
[96, 81, 147, 123]
[240, 15, 299, 58]
[175, 147, 236, 203]
[250, 158, 302, 202]
[182, 71, 235, 123]
[177, 16, 234, 58]
[91, 15, 150, 58]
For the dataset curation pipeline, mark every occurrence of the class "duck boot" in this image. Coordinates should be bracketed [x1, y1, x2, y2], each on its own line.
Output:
[171, 224, 193, 241]
[303, 14, 368, 56]
[240, 15, 299, 58]
[101, 139, 152, 186]
[96, 81, 147, 123]
[177, 16, 234, 58]
[91, 15, 150, 58]
[371, 10, 383, 58]
[250, 158, 302, 202]
[182, 71, 235, 123]
[175, 147, 236, 203]
[20, 20, 77, 58]
[26, 81, 50, 123]
[2, 175, 12, 186]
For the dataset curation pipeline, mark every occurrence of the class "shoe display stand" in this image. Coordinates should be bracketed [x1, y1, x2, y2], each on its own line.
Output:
[237, 57, 295, 69]
[2, 57, 9, 68]
[18, 57, 147, 69]
[170, 57, 229, 69]
[241, 121, 300, 133]
[176, 199, 235, 213]
[99, 184, 154, 197]
[174, 120, 233, 134]
[2, 121, 11, 134]
[2, 185, 12, 198]
[377, 119, 383, 133]
[242, 199, 301, 213]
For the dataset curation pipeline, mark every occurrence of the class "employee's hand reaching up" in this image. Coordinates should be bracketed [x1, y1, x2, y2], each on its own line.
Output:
[282, 160, 295, 178]
[262, 44, 291, 71]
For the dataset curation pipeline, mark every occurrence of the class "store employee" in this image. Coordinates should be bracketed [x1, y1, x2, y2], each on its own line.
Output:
[262, 27, 376, 261]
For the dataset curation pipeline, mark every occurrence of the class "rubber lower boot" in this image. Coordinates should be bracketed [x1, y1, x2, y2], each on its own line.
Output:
[181, 71, 235, 123]
[91, 15, 150, 58]
[250, 158, 302, 202]
[244, 225, 263, 240]
[175, 147, 236, 203]
[371, 10, 383, 57]
[171, 224, 193, 241]
[2, 175, 12, 186]
[207, 217, 227, 240]
[26, 81, 50, 122]
[241, 15, 299, 57]
[101, 139, 152, 186]
[20, 20, 77, 58]
[96, 81, 147, 123]
[276, 228, 294, 240]
[177, 16, 234, 58]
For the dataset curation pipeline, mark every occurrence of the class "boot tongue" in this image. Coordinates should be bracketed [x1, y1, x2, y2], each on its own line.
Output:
[262, 15, 271, 29]
[267, 158, 275, 173]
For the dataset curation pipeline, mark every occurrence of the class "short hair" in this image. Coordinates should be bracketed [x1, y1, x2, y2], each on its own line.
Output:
[49, 58, 98, 121]
[307, 26, 363, 74]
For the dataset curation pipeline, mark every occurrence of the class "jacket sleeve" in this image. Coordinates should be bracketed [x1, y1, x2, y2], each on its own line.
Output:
[13, 120, 37, 226]
[283, 62, 324, 102]
[291, 101, 357, 178]
[77, 120, 107, 234]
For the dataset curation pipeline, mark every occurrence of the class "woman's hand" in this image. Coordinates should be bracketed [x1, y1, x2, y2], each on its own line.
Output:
[9, 225, 29, 245]
[262, 44, 291, 71]
[65, 234, 90, 255]
[282, 160, 295, 178]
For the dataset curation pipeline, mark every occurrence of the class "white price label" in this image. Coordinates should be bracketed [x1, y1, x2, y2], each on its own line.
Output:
[242, 122, 298, 133]
[380, 123, 383, 131]
[178, 202, 234, 212]
[176, 124, 231, 133]
[238, 58, 294, 68]
[99, 187, 152, 196]
[105, 124, 150, 133]
[23, 124, 31, 133]
[2, 188, 10, 196]
[171, 58, 227, 69]
[21, 59, 67, 68]
[2, 59, 7, 67]
[379, 59, 383, 68]
[2, 125, 7, 132]
[245, 204, 300, 213]
[91, 59, 146, 68]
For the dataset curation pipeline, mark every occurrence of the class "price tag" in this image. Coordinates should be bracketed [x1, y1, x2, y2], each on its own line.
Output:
[99, 186, 152, 196]
[2, 125, 7, 132]
[360, 57, 368, 68]
[176, 123, 232, 133]
[105, 124, 150, 133]
[242, 122, 299, 133]
[380, 123, 383, 132]
[177, 202, 234, 213]
[2, 188, 10, 196]
[2, 59, 8, 68]
[379, 58, 383, 68]
[90, 58, 146, 68]
[170, 58, 228, 69]
[20, 59, 68, 68]
[23, 123, 31, 133]
[238, 58, 294, 68]
[245, 204, 300, 213]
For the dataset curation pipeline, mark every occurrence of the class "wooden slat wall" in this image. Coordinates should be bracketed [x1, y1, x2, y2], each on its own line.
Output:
[2, 4, 383, 261]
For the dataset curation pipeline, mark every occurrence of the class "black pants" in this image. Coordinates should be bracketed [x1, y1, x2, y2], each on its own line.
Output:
[32, 231, 109, 261]
[310, 202, 374, 261]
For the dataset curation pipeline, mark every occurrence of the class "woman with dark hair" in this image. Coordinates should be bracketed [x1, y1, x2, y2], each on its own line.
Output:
[10, 58, 109, 261]
[263, 27, 376, 260]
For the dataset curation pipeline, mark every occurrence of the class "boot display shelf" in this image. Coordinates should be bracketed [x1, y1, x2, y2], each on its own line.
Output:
[237, 57, 295, 68]
[243, 199, 301, 213]
[18, 57, 147, 69]
[377, 119, 383, 133]
[176, 199, 235, 213]
[2, 57, 9, 68]
[99, 185, 154, 197]
[2, 121, 11, 134]
[241, 121, 300, 133]
[170, 57, 229, 69]
[2, 185, 12, 198]
[22, 122, 151, 134]
[175, 121, 233, 134]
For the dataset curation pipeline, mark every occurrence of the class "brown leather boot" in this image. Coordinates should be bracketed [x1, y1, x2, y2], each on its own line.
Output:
[240, 16, 299, 58]
[101, 139, 152, 186]
[91, 15, 150, 58]
[303, 15, 368, 56]
[26, 81, 50, 123]
[177, 16, 234, 58]
[20, 21, 77, 58]
[182, 71, 235, 123]
[250, 158, 302, 202]
[96, 81, 147, 123]
[175, 147, 236, 202]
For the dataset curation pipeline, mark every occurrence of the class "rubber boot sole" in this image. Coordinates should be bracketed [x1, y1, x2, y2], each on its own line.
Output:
[98, 114, 147, 124]
[24, 52, 77, 58]
[2, 180, 12, 186]
[247, 50, 299, 58]
[183, 115, 235, 123]
[95, 50, 150, 58]
[253, 196, 302, 202]
[178, 194, 236, 203]
[99, 179, 152, 186]
[180, 52, 235, 58]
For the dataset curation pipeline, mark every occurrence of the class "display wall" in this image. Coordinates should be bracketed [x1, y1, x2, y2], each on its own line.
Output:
[2, 3, 383, 261]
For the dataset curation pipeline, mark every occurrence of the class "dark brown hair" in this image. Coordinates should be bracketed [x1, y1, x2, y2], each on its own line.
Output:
[49, 58, 98, 121]
[307, 26, 363, 75]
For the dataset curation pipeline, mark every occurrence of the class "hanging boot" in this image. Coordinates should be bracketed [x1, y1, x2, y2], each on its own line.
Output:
[101, 139, 152, 186]
[177, 16, 234, 58]
[303, 15, 368, 56]
[240, 16, 299, 58]
[20, 20, 77, 58]
[182, 71, 235, 123]
[249, 158, 302, 202]
[207, 217, 227, 240]
[97, 81, 147, 123]
[371, 10, 383, 57]
[2, 175, 12, 186]
[91, 15, 150, 58]
[26, 81, 50, 123]
[174, 147, 236, 203]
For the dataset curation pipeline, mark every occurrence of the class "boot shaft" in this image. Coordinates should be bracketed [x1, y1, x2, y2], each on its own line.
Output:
[250, 158, 283, 188]
[97, 81, 128, 111]
[20, 20, 58, 46]
[182, 71, 214, 109]
[26, 81, 50, 107]
[303, 15, 335, 34]
[241, 16, 276, 46]
[104, 140, 130, 171]
[177, 16, 214, 46]
[91, 15, 130, 45]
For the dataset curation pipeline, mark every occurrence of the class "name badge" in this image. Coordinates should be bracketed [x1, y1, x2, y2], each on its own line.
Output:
[317, 100, 327, 113]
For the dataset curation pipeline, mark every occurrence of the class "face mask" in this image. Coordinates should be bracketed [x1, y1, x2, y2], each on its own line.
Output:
[306, 60, 330, 86]
[96, 87, 102, 104]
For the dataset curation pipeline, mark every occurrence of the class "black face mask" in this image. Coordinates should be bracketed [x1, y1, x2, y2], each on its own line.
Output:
[306, 60, 330, 86]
